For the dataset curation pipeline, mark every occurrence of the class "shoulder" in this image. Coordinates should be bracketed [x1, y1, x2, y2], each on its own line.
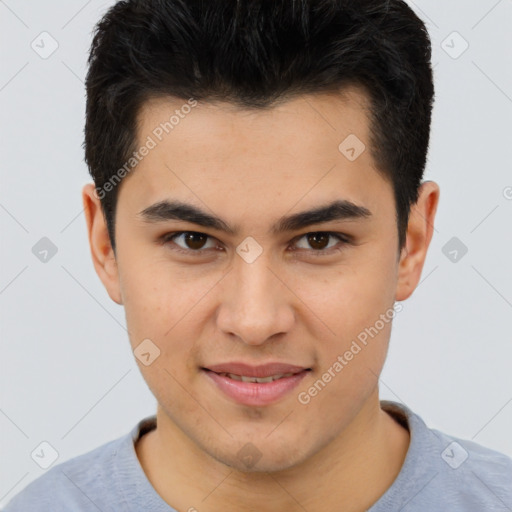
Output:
[427, 425, 512, 504]
[376, 401, 512, 511]
[2, 426, 137, 512]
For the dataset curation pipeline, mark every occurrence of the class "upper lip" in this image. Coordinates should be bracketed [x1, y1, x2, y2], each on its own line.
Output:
[203, 362, 310, 378]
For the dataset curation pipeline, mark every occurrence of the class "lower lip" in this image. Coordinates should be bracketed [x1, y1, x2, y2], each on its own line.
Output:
[203, 369, 309, 406]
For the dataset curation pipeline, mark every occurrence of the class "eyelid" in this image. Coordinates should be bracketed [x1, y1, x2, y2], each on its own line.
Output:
[290, 231, 351, 245]
[160, 231, 219, 253]
[289, 231, 351, 256]
[160, 230, 351, 255]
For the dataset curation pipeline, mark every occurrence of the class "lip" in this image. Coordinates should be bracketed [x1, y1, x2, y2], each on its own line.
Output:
[202, 363, 311, 406]
[204, 362, 309, 378]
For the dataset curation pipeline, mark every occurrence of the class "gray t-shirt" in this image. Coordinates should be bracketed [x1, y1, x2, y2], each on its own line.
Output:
[3, 401, 512, 511]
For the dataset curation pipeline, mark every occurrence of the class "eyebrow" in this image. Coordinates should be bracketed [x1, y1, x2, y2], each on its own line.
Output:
[137, 198, 372, 235]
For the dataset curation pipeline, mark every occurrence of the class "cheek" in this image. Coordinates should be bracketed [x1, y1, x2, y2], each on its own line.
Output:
[293, 249, 397, 390]
[293, 255, 396, 340]
[118, 262, 218, 392]
[117, 252, 213, 343]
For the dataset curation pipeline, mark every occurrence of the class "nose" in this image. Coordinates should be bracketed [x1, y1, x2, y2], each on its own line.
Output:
[216, 251, 295, 346]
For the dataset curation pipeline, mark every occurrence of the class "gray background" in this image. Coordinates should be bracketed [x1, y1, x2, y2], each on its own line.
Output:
[1, 0, 511, 505]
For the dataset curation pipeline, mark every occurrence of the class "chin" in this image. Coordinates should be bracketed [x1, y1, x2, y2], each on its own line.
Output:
[207, 437, 309, 474]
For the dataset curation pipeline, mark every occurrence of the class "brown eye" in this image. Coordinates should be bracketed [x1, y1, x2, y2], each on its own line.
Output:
[183, 232, 208, 250]
[163, 231, 217, 252]
[292, 231, 350, 255]
[307, 232, 330, 250]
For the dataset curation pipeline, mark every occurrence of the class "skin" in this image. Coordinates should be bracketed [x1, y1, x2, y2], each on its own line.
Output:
[83, 85, 439, 512]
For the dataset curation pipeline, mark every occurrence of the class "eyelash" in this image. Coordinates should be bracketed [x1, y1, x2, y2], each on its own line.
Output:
[159, 231, 352, 258]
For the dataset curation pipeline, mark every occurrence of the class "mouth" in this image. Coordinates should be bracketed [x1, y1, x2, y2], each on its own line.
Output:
[201, 363, 312, 406]
[208, 371, 302, 383]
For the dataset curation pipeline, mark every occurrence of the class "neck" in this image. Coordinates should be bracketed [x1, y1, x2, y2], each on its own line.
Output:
[136, 391, 410, 512]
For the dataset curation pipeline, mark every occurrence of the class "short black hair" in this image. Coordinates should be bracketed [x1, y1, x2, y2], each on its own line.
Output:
[84, 0, 434, 254]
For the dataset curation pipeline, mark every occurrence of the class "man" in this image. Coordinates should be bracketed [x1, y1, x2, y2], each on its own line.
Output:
[4, 0, 512, 511]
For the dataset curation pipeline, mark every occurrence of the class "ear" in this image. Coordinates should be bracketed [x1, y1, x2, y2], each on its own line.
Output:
[395, 181, 440, 301]
[82, 183, 123, 305]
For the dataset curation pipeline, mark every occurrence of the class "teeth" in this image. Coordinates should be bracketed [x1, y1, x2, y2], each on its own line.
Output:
[241, 375, 273, 383]
[220, 372, 295, 383]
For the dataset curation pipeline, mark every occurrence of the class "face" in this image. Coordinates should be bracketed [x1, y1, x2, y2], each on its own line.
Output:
[84, 86, 430, 473]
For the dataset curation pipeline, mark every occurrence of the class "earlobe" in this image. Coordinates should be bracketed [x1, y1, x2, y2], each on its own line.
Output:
[395, 181, 440, 302]
[82, 183, 123, 305]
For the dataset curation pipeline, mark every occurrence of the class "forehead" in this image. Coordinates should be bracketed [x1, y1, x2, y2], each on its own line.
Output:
[119, 86, 392, 220]
[138, 85, 372, 154]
